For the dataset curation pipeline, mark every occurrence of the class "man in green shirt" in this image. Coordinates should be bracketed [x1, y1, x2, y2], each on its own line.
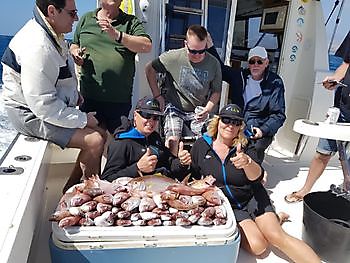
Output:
[145, 25, 222, 155]
[70, 0, 152, 134]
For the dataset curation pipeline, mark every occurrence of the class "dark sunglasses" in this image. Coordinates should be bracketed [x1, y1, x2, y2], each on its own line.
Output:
[61, 8, 78, 18]
[186, 44, 206, 55]
[137, 111, 160, 121]
[221, 117, 242, 126]
[248, 59, 264, 65]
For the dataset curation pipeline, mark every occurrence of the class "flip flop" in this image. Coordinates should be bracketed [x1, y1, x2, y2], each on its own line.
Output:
[277, 212, 291, 225]
[284, 191, 303, 203]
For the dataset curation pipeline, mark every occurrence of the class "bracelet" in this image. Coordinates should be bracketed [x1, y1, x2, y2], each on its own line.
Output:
[154, 94, 162, 99]
[116, 31, 123, 43]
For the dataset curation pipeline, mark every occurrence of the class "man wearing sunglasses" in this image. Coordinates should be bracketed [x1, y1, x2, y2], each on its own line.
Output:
[207, 38, 286, 166]
[1, 0, 107, 193]
[145, 24, 222, 155]
[102, 97, 191, 182]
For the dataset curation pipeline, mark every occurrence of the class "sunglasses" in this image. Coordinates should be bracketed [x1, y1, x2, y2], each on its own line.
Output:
[61, 8, 78, 18]
[221, 117, 242, 126]
[186, 44, 206, 55]
[137, 111, 160, 121]
[248, 59, 264, 65]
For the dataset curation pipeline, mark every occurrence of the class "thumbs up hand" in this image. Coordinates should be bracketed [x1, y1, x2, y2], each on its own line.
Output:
[137, 147, 158, 173]
[230, 143, 252, 169]
[178, 141, 191, 166]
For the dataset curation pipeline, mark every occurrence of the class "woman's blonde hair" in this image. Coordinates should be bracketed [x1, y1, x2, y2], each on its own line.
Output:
[206, 115, 248, 147]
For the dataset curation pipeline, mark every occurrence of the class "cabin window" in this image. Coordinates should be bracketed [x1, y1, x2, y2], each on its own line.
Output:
[247, 17, 279, 50]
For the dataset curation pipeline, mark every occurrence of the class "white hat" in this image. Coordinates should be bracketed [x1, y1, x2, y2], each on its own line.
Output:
[248, 46, 268, 60]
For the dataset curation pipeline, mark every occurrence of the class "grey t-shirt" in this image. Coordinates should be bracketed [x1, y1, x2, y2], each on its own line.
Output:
[152, 48, 222, 112]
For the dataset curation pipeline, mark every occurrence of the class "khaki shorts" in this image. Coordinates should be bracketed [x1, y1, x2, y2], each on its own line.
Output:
[6, 106, 76, 148]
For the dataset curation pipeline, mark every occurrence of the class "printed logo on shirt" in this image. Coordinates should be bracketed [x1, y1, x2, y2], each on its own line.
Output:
[205, 154, 212, 159]
[179, 66, 209, 93]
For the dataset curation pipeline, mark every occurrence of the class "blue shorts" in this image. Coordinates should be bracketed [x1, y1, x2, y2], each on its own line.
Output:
[316, 138, 337, 156]
[316, 138, 348, 161]
[316, 113, 349, 157]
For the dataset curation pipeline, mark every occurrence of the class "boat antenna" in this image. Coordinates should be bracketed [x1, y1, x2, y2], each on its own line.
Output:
[325, 0, 339, 26]
[328, 0, 346, 53]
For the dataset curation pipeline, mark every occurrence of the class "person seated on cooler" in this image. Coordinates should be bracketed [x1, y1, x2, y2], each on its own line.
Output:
[145, 24, 222, 156]
[101, 97, 191, 182]
[207, 38, 286, 164]
[190, 104, 320, 263]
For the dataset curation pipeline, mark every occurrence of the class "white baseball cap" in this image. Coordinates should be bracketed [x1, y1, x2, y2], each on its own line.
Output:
[248, 46, 268, 60]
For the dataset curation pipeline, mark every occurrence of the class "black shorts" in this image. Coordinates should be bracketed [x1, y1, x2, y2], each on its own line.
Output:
[233, 183, 276, 222]
[80, 98, 131, 134]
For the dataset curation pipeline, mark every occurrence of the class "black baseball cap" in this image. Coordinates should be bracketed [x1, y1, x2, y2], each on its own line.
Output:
[219, 104, 244, 120]
[135, 97, 163, 116]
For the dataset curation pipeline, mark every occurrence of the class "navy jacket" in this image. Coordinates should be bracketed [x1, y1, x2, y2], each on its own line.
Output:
[207, 47, 286, 137]
[101, 121, 189, 182]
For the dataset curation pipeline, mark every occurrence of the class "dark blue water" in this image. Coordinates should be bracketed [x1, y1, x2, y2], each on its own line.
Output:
[0, 35, 13, 85]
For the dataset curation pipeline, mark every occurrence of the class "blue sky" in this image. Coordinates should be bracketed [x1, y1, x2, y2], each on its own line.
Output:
[0, 0, 349, 48]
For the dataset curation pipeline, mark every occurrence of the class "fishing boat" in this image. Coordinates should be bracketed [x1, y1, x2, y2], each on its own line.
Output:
[0, 0, 348, 262]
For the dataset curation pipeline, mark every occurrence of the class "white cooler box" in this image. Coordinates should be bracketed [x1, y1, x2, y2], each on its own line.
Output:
[49, 196, 240, 263]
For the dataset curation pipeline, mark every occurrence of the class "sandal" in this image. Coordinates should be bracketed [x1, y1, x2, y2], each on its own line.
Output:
[284, 191, 303, 203]
[277, 212, 291, 225]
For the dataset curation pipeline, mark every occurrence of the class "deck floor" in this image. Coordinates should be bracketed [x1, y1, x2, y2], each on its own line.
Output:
[30, 153, 345, 263]
[236, 154, 344, 263]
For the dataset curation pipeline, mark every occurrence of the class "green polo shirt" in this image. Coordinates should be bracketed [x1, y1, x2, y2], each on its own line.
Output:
[72, 8, 151, 103]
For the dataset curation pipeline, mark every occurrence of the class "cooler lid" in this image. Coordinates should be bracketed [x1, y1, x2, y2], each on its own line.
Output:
[52, 194, 238, 243]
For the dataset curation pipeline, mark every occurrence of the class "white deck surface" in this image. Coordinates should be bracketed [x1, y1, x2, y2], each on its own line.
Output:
[236, 153, 344, 263]
[0, 136, 345, 263]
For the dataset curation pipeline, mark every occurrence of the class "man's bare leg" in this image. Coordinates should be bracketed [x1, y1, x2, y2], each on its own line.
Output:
[62, 128, 105, 193]
[340, 160, 350, 191]
[286, 152, 331, 200]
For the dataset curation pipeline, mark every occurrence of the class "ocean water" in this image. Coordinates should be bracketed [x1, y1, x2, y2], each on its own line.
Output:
[0, 35, 17, 160]
[0, 35, 12, 85]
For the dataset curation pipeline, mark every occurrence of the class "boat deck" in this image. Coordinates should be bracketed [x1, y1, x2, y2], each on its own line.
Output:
[1, 135, 345, 263]
[236, 153, 344, 263]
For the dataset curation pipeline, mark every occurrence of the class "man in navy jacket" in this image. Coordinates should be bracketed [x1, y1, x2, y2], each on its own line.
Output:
[207, 37, 286, 164]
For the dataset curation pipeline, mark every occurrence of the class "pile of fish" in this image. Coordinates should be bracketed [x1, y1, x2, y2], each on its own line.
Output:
[50, 174, 228, 228]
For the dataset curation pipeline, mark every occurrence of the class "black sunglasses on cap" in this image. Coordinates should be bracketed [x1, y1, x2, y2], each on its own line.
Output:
[186, 44, 206, 55]
[137, 111, 160, 121]
[248, 59, 264, 65]
[221, 117, 242, 126]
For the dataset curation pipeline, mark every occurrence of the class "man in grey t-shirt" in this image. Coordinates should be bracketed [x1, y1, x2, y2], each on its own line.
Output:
[145, 25, 222, 155]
